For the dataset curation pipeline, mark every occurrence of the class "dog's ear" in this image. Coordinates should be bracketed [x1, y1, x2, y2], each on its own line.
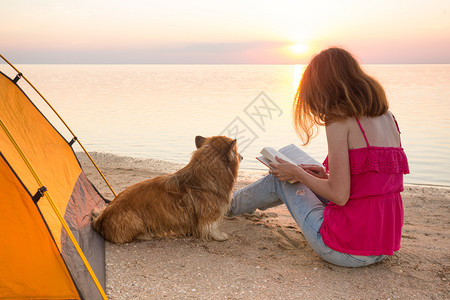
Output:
[195, 136, 207, 149]
[227, 139, 237, 151]
[230, 139, 237, 147]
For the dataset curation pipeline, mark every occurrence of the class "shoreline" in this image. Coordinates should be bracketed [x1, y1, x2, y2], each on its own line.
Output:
[77, 151, 449, 299]
[77, 151, 450, 191]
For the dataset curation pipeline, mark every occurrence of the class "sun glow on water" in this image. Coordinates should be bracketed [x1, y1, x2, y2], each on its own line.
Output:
[293, 64, 306, 89]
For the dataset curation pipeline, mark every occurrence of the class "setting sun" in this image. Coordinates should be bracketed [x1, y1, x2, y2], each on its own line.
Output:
[290, 43, 309, 55]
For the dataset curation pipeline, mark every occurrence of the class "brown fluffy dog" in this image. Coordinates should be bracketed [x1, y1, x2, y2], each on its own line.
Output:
[91, 135, 241, 244]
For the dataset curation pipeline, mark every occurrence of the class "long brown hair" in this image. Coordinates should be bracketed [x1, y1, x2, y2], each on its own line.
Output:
[293, 47, 389, 145]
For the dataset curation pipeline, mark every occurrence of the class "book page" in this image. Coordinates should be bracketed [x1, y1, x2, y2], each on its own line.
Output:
[278, 144, 321, 166]
[260, 147, 294, 164]
[256, 144, 320, 184]
[256, 156, 272, 168]
[259, 147, 277, 162]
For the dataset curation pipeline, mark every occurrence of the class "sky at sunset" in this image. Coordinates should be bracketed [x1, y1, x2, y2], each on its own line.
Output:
[1, 0, 449, 64]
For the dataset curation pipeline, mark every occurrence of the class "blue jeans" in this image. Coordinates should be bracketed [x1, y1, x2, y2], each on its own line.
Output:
[230, 174, 387, 268]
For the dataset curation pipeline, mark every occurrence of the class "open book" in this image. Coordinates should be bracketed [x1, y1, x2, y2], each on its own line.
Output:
[256, 144, 321, 169]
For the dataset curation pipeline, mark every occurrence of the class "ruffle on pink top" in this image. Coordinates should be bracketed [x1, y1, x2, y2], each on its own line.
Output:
[324, 146, 409, 175]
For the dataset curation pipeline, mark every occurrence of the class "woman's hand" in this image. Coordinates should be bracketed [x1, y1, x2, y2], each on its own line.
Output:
[269, 156, 303, 182]
[300, 164, 328, 179]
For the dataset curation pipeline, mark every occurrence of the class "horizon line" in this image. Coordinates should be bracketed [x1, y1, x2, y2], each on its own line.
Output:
[2, 62, 450, 65]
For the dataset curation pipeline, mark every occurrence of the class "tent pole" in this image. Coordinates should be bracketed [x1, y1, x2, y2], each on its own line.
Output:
[0, 54, 117, 198]
[0, 119, 108, 300]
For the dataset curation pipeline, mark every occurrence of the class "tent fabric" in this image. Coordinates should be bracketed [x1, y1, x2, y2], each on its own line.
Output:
[0, 71, 81, 245]
[62, 172, 106, 299]
[0, 71, 106, 299]
[0, 153, 80, 299]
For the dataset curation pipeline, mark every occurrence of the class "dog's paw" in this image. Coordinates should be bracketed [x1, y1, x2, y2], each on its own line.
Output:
[211, 231, 229, 242]
[137, 232, 154, 241]
[91, 207, 102, 222]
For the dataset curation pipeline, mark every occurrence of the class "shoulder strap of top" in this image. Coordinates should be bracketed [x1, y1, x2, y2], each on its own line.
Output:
[355, 117, 370, 147]
[391, 113, 402, 147]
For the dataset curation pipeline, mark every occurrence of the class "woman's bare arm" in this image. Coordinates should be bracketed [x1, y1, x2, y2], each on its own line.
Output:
[270, 121, 351, 206]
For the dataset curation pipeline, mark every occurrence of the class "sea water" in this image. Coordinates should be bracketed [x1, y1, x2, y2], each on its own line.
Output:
[1, 63, 449, 187]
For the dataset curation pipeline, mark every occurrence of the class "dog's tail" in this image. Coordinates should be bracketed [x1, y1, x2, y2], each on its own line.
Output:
[91, 207, 105, 233]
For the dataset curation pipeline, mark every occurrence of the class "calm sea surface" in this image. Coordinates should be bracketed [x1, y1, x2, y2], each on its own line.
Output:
[2, 64, 449, 187]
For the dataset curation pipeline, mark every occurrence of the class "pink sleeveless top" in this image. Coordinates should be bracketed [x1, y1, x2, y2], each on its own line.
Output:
[320, 116, 409, 256]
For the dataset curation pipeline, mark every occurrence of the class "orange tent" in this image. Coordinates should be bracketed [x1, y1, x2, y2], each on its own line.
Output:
[0, 62, 107, 299]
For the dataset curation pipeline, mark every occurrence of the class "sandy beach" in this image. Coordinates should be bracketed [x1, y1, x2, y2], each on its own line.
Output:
[78, 152, 449, 299]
